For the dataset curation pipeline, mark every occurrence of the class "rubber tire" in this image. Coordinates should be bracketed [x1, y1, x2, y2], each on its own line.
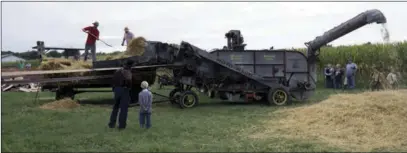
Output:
[267, 88, 291, 106]
[169, 88, 182, 104]
[179, 90, 199, 109]
[55, 88, 75, 100]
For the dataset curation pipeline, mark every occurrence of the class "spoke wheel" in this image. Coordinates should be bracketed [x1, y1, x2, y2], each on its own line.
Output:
[179, 91, 199, 109]
[169, 88, 182, 104]
[267, 88, 291, 106]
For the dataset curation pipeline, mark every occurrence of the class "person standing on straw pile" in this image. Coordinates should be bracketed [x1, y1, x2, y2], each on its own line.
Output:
[108, 60, 134, 130]
[386, 67, 398, 89]
[139, 81, 153, 129]
[82, 21, 100, 62]
[121, 27, 134, 46]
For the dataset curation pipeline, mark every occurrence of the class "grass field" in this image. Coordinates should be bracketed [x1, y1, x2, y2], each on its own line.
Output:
[2, 84, 388, 152]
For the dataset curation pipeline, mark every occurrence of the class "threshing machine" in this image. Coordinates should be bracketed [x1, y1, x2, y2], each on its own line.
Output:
[2, 9, 387, 109]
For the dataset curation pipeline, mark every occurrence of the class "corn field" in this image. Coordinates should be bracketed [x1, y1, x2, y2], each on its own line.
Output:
[296, 41, 407, 87]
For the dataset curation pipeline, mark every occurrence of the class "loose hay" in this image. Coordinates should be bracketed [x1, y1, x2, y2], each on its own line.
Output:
[104, 36, 147, 60]
[252, 90, 407, 151]
[38, 58, 92, 78]
[39, 98, 80, 110]
[126, 36, 147, 56]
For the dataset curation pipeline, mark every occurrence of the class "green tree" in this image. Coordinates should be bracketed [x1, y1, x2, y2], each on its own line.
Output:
[46, 50, 62, 58]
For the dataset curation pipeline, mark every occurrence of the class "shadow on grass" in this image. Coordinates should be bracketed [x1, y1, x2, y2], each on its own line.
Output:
[54, 87, 371, 110]
[77, 98, 116, 106]
[197, 100, 268, 107]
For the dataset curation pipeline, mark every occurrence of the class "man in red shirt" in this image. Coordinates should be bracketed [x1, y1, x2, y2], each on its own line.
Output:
[82, 21, 100, 61]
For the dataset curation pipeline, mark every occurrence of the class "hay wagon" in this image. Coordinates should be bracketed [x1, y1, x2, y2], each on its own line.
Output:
[1, 64, 177, 103]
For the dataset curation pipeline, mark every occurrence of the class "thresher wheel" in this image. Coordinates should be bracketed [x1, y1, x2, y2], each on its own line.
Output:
[267, 88, 291, 106]
[55, 88, 75, 100]
[169, 88, 182, 104]
[179, 90, 199, 109]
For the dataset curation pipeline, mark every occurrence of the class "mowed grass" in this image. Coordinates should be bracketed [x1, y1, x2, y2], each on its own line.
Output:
[2, 86, 366, 152]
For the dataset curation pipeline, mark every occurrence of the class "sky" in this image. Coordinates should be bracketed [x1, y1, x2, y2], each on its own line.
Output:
[2, 1, 407, 53]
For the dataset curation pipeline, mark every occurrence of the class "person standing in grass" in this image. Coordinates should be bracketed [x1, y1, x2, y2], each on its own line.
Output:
[17, 60, 25, 70]
[370, 65, 382, 91]
[333, 64, 344, 89]
[139, 81, 153, 129]
[121, 27, 134, 46]
[386, 67, 398, 89]
[108, 60, 134, 130]
[324, 64, 334, 88]
[345, 58, 358, 89]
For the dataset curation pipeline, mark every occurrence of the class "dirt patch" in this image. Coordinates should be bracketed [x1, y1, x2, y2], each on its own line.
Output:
[251, 90, 407, 151]
[39, 98, 80, 110]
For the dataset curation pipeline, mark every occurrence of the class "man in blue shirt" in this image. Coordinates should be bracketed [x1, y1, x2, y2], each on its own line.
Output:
[139, 81, 153, 129]
[345, 59, 358, 89]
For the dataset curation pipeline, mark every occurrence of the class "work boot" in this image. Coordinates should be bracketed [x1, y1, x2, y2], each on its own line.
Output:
[108, 123, 115, 128]
[118, 124, 126, 130]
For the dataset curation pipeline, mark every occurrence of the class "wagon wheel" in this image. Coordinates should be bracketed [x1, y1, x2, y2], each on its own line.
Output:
[169, 88, 182, 104]
[179, 90, 199, 109]
[267, 88, 291, 106]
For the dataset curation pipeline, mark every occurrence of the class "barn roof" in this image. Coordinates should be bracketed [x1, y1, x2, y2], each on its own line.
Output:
[1, 54, 13, 58]
[1, 54, 25, 60]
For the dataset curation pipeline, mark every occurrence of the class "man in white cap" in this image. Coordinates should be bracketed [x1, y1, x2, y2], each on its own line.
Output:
[121, 27, 134, 46]
[82, 21, 100, 61]
[138, 81, 153, 129]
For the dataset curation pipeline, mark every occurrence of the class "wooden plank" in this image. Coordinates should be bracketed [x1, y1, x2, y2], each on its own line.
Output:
[1, 64, 177, 77]
[32, 46, 85, 50]
[2, 75, 113, 85]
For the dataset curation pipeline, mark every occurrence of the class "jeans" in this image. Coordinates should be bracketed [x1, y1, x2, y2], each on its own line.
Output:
[325, 77, 333, 88]
[84, 44, 96, 61]
[333, 79, 342, 89]
[347, 75, 356, 89]
[139, 112, 151, 129]
[108, 87, 130, 129]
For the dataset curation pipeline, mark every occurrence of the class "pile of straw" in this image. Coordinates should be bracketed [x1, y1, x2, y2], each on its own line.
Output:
[38, 58, 92, 77]
[39, 98, 80, 110]
[252, 90, 407, 151]
[105, 36, 147, 60]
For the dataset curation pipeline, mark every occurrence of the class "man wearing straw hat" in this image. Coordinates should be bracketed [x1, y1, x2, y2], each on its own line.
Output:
[139, 81, 153, 129]
[82, 21, 100, 62]
[121, 27, 134, 46]
[108, 59, 134, 130]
